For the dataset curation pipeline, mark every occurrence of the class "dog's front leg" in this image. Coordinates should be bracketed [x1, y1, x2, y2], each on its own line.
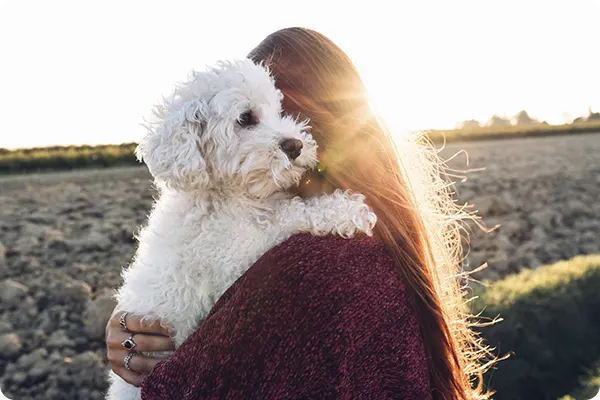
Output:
[106, 370, 141, 400]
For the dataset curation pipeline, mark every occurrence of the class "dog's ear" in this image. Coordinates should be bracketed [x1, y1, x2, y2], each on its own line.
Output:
[136, 99, 210, 192]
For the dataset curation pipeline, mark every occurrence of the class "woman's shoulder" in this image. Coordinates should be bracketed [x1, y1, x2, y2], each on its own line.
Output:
[274, 231, 385, 253]
[255, 232, 397, 275]
[272, 232, 386, 258]
[209, 232, 410, 321]
[246, 233, 406, 295]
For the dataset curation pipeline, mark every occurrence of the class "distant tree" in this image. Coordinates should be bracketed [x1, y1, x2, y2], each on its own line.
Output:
[457, 119, 481, 130]
[513, 110, 538, 125]
[486, 114, 512, 128]
[588, 113, 600, 121]
[587, 106, 600, 121]
[573, 107, 600, 123]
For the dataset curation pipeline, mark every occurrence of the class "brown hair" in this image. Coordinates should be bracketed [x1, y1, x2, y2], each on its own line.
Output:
[249, 27, 496, 399]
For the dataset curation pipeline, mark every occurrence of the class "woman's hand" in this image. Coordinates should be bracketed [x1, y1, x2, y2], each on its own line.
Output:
[105, 311, 176, 387]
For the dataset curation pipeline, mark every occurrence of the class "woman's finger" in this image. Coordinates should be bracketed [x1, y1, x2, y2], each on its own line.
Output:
[113, 366, 145, 387]
[127, 353, 163, 375]
[108, 348, 162, 375]
[107, 331, 175, 352]
[108, 347, 170, 370]
[110, 311, 173, 336]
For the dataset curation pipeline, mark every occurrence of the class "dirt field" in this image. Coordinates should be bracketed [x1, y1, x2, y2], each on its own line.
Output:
[1, 132, 599, 399]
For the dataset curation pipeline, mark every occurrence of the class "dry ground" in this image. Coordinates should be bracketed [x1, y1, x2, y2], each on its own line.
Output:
[1, 132, 599, 399]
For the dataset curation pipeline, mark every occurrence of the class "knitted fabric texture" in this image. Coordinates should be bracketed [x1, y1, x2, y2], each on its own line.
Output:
[141, 233, 432, 399]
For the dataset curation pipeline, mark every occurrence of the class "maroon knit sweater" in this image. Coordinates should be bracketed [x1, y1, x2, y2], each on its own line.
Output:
[141, 233, 432, 399]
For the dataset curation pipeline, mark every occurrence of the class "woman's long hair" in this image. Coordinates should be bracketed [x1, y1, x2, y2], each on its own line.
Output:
[249, 27, 496, 400]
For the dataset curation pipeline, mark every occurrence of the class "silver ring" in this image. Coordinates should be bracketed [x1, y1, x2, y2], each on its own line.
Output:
[121, 335, 137, 351]
[119, 312, 129, 331]
[124, 352, 135, 371]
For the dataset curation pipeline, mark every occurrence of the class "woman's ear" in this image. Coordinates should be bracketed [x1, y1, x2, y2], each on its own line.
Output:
[135, 99, 210, 192]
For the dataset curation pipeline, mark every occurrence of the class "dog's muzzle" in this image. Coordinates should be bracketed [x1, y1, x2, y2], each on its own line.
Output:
[279, 138, 303, 160]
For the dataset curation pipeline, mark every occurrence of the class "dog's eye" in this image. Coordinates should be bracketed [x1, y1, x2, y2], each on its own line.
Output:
[238, 110, 258, 128]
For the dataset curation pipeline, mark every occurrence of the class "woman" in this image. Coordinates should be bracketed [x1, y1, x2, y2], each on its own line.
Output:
[106, 27, 494, 399]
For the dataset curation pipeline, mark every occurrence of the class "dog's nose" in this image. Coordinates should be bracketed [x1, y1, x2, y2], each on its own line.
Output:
[279, 138, 303, 160]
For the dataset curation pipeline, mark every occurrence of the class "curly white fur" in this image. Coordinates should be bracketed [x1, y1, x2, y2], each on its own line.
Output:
[107, 59, 377, 400]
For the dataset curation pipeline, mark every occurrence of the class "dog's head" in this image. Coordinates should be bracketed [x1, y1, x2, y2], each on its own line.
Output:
[136, 59, 317, 198]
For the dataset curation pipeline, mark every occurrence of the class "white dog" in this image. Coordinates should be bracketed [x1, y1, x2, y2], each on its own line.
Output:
[107, 59, 377, 399]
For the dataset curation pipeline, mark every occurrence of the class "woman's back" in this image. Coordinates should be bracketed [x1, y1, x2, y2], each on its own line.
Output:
[141, 233, 431, 399]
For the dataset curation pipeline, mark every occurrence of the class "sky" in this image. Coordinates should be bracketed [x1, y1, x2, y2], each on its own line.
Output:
[0, 0, 599, 149]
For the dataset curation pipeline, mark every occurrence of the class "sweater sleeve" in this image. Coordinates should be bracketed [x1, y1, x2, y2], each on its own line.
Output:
[141, 233, 432, 400]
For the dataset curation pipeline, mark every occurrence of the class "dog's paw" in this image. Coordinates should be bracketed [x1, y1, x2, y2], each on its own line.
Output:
[332, 194, 377, 238]
[349, 201, 377, 237]
[304, 190, 377, 238]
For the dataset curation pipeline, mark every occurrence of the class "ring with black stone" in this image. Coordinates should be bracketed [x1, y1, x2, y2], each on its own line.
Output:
[121, 335, 137, 351]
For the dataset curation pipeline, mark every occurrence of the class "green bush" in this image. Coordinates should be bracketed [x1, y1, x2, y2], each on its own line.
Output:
[0, 143, 139, 174]
[471, 254, 600, 400]
[427, 119, 600, 144]
[560, 362, 600, 400]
